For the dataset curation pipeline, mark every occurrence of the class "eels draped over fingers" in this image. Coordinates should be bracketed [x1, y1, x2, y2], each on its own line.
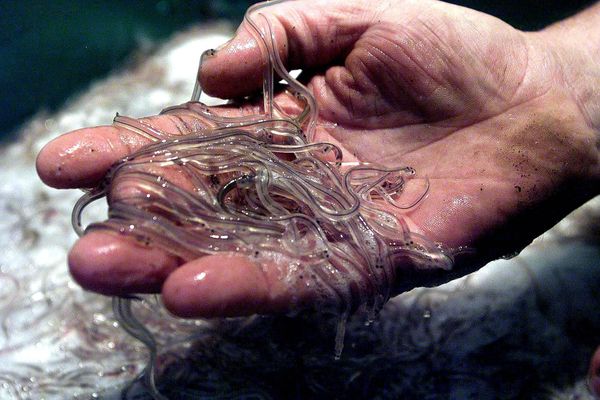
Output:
[71, 0, 454, 382]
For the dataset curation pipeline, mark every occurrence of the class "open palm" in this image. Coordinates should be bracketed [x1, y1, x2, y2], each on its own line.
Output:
[37, 0, 599, 317]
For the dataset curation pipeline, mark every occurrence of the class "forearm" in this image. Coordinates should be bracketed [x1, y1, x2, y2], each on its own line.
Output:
[543, 1, 600, 59]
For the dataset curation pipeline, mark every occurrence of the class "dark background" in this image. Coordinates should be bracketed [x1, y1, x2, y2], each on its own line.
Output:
[0, 0, 595, 141]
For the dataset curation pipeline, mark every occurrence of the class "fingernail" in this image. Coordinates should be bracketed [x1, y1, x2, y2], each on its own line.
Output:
[203, 48, 217, 58]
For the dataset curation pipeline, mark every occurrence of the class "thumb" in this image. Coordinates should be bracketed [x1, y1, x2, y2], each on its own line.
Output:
[199, 0, 372, 99]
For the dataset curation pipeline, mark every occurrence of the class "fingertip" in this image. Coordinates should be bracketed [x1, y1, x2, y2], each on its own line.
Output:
[162, 254, 285, 318]
[68, 231, 180, 295]
[35, 134, 79, 189]
[199, 27, 265, 99]
[36, 126, 139, 189]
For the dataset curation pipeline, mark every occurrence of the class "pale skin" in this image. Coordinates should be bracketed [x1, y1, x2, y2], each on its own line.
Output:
[36, 0, 600, 390]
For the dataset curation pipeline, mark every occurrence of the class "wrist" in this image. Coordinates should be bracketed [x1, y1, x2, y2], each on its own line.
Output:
[539, 27, 600, 132]
[530, 10, 600, 186]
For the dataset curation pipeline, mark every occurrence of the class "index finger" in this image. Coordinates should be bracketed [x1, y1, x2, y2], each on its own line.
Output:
[35, 105, 256, 189]
[199, 0, 370, 99]
[36, 125, 148, 189]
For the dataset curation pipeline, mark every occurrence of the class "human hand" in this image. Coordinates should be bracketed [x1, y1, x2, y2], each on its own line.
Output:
[36, 0, 600, 318]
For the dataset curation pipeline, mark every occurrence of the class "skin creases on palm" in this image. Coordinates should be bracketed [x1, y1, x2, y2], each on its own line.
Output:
[284, 4, 597, 260]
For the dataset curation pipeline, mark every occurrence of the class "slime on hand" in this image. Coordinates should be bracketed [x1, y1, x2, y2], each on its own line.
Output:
[71, 0, 454, 396]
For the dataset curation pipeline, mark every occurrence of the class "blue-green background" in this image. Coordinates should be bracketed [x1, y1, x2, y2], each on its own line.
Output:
[0, 0, 594, 141]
